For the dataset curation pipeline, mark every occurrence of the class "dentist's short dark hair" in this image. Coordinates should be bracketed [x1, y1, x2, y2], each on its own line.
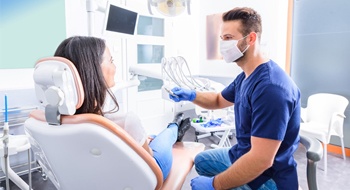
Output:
[222, 7, 262, 40]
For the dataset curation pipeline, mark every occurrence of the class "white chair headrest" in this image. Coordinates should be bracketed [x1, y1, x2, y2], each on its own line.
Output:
[33, 57, 84, 125]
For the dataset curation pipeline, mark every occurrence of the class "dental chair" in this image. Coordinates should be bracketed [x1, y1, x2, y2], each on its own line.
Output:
[24, 57, 205, 190]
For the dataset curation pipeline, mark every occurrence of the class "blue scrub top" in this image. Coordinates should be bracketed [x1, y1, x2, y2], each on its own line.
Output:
[221, 60, 300, 190]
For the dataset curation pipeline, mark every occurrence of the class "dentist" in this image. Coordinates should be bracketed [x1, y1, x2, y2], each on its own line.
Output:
[170, 7, 300, 190]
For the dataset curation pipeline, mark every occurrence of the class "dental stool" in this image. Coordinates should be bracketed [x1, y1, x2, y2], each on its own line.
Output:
[24, 57, 204, 190]
[0, 135, 32, 190]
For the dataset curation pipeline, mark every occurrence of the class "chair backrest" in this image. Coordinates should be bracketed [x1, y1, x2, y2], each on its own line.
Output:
[25, 57, 163, 190]
[305, 93, 348, 127]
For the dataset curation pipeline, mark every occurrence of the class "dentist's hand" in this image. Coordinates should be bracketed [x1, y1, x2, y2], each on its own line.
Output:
[191, 176, 215, 190]
[169, 87, 196, 102]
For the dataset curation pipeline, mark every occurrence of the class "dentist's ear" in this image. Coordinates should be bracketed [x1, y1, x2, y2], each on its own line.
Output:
[248, 32, 258, 45]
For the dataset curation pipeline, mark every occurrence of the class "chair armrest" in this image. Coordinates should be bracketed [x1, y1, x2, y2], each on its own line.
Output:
[299, 134, 323, 162]
[299, 134, 323, 190]
[334, 112, 346, 118]
[329, 112, 346, 136]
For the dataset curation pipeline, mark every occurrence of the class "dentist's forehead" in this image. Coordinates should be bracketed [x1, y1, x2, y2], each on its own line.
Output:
[220, 20, 244, 37]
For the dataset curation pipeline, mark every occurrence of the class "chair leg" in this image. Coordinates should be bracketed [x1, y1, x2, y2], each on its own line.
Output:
[323, 143, 327, 173]
[340, 137, 346, 160]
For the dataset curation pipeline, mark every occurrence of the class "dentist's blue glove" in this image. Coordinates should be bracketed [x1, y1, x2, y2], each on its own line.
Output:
[191, 176, 215, 190]
[169, 87, 196, 102]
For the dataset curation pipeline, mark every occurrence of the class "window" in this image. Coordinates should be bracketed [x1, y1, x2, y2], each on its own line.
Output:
[137, 16, 164, 37]
[136, 15, 165, 92]
[137, 44, 164, 64]
[137, 75, 163, 92]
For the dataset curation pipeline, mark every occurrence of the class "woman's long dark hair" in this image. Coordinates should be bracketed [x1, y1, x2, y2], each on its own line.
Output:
[54, 36, 119, 115]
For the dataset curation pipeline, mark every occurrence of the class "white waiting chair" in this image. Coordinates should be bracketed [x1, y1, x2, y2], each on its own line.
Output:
[299, 93, 349, 173]
[24, 57, 204, 190]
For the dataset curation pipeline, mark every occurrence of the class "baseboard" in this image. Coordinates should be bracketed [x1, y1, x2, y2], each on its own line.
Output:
[327, 144, 350, 157]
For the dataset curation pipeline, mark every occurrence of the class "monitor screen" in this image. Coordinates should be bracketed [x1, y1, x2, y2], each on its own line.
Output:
[104, 3, 138, 36]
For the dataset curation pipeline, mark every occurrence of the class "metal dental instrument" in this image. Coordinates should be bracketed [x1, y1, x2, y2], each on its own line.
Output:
[164, 87, 179, 98]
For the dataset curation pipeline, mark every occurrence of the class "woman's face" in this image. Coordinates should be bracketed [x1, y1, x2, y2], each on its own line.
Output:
[101, 47, 116, 87]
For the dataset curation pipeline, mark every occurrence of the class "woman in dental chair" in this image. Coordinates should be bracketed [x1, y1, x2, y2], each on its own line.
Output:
[53, 36, 191, 181]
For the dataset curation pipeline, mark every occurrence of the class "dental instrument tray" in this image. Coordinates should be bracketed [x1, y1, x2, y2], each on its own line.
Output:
[0, 106, 37, 128]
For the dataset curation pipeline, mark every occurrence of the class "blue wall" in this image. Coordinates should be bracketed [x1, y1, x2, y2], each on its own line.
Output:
[0, 0, 66, 69]
[291, 0, 350, 148]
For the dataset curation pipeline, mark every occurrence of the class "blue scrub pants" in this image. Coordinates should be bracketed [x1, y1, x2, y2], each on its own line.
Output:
[194, 148, 277, 190]
[149, 123, 177, 181]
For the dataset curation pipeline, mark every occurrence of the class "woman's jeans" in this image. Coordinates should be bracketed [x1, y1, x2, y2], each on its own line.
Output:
[149, 123, 178, 181]
[194, 148, 277, 190]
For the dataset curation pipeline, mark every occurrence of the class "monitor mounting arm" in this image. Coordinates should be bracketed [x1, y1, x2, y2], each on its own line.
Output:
[86, 0, 107, 36]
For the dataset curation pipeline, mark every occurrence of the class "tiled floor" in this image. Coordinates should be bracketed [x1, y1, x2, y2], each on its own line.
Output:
[1, 127, 349, 190]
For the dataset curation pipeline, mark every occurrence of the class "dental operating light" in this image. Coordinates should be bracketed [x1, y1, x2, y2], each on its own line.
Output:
[148, 0, 191, 17]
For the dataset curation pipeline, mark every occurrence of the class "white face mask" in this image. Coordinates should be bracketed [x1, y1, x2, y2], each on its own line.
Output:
[220, 35, 250, 63]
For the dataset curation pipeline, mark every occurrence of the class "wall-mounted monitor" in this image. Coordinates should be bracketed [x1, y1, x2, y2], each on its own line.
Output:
[103, 2, 138, 37]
